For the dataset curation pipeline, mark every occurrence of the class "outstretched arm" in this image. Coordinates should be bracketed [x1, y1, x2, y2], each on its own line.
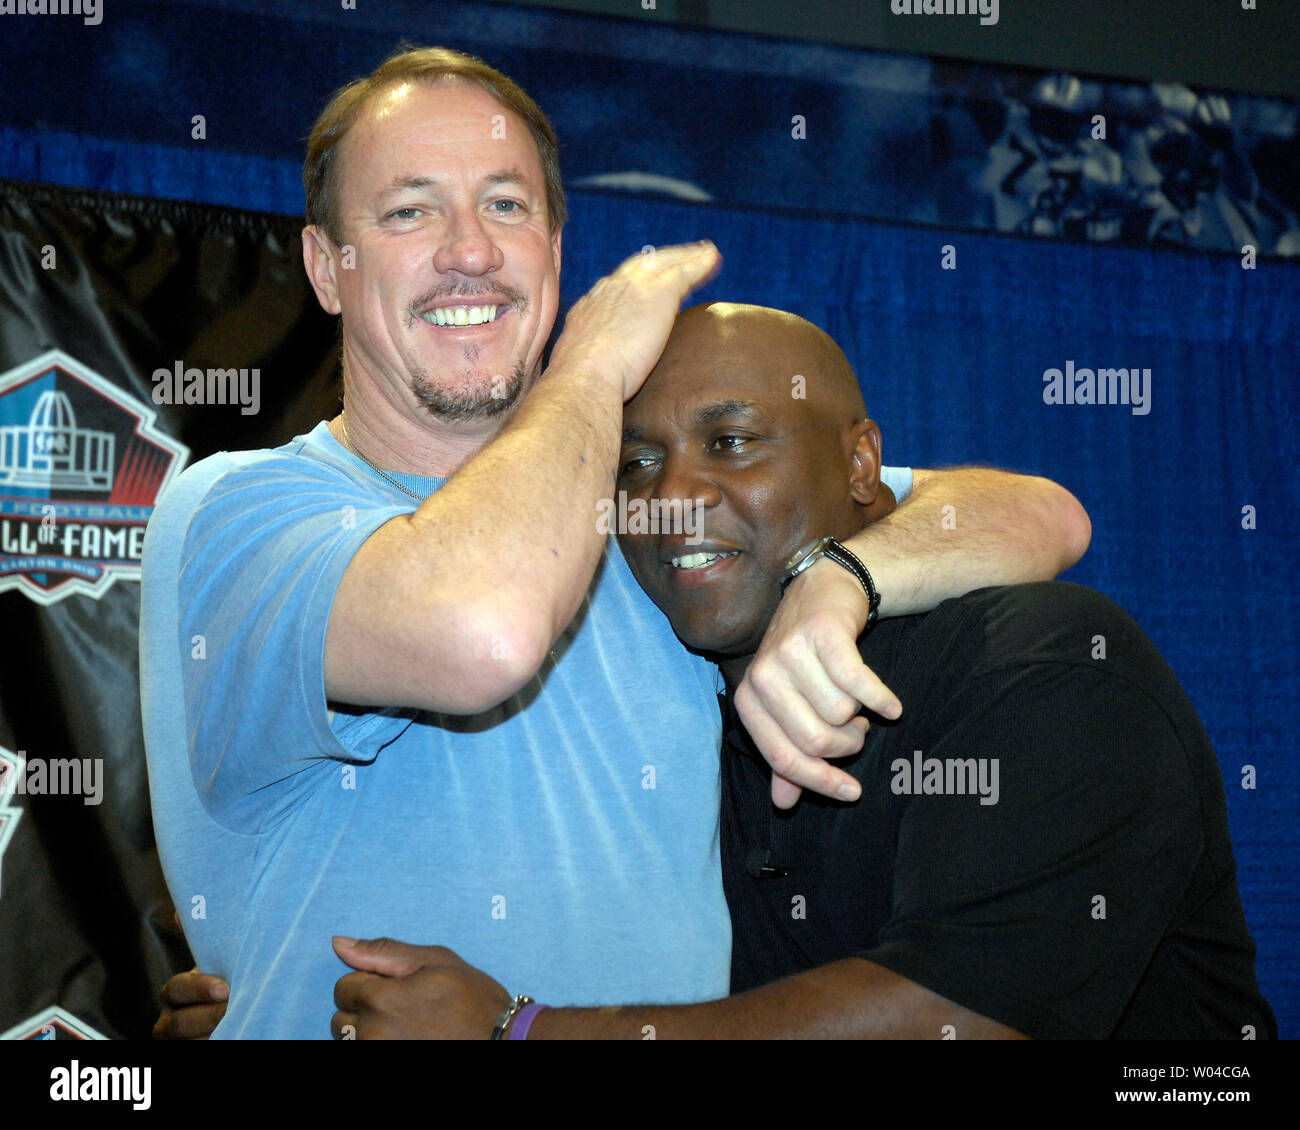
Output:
[734, 466, 1091, 807]
[326, 938, 1025, 1040]
[854, 466, 1090, 616]
[531, 958, 1026, 1040]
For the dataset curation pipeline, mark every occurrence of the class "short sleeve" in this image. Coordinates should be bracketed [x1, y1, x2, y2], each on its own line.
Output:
[149, 450, 414, 829]
[879, 465, 912, 503]
[860, 607, 1204, 1038]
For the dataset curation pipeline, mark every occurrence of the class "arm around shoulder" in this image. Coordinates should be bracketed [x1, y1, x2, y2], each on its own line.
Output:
[529, 958, 1027, 1039]
[843, 465, 1092, 618]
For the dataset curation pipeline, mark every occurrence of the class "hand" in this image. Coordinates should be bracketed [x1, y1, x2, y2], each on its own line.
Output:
[330, 937, 512, 1040]
[152, 967, 229, 1040]
[547, 241, 722, 400]
[735, 559, 902, 809]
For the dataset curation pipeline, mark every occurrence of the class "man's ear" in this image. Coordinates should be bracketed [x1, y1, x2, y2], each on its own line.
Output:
[847, 419, 883, 505]
[848, 420, 896, 523]
[302, 225, 343, 316]
[551, 224, 563, 279]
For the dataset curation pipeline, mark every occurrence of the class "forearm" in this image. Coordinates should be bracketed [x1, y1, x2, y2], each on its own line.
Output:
[530, 964, 862, 1040]
[527, 958, 1023, 1039]
[415, 359, 623, 641]
[845, 467, 1091, 617]
[328, 362, 623, 711]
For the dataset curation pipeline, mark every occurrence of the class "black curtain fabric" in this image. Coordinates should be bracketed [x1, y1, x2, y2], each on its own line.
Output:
[0, 180, 339, 1039]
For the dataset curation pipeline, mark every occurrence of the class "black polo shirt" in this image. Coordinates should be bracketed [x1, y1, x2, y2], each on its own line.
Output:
[720, 582, 1276, 1039]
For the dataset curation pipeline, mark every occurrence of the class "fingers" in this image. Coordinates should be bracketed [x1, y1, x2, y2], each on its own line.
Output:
[154, 968, 230, 1041]
[816, 631, 902, 721]
[160, 968, 229, 1009]
[770, 772, 803, 809]
[332, 935, 428, 977]
[734, 679, 863, 808]
[333, 969, 383, 1014]
[607, 240, 721, 336]
[332, 969, 402, 1039]
[617, 240, 720, 284]
[643, 240, 721, 293]
[744, 638, 875, 758]
[640, 241, 721, 308]
[331, 1010, 360, 1040]
[737, 614, 903, 808]
[768, 719, 863, 808]
[550, 240, 722, 402]
[153, 1001, 227, 1041]
[748, 662, 871, 760]
[777, 636, 871, 727]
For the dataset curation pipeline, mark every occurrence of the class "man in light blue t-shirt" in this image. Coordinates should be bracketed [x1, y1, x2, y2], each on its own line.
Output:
[144, 47, 1090, 1039]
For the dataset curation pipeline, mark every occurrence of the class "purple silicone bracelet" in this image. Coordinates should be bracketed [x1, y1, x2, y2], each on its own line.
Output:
[507, 1002, 549, 1040]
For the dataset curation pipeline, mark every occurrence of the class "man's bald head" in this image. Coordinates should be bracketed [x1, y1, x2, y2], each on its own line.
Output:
[654, 302, 868, 428]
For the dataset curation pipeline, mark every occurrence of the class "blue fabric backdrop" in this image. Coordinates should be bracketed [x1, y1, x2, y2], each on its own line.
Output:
[4, 0, 1298, 255]
[554, 196, 1299, 1045]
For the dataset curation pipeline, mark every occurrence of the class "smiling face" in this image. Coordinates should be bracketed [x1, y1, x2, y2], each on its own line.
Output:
[316, 78, 563, 423]
[617, 303, 887, 658]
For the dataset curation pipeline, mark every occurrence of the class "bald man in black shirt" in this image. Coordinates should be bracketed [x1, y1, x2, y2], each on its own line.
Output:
[563, 302, 1273, 1038]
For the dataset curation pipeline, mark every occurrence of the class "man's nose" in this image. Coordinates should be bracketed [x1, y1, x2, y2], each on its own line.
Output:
[432, 206, 504, 276]
[655, 456, 722, 512]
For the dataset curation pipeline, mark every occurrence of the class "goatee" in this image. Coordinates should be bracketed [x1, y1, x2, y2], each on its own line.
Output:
[411, 360, 527, 422]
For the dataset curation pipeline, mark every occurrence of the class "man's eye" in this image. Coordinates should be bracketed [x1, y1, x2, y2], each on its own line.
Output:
[389, 207, 422, 221]
[712, 435, 748, 453]
[489, 200, 522, 215]
[619, 455, 655, 477]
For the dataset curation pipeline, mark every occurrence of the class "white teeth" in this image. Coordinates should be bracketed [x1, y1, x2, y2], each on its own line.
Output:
[670, 551, 737, 570]
[421, 304, 500, 327]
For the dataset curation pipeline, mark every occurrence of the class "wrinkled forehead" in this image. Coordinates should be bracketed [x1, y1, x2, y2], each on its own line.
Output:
[623, 344, 798, 441]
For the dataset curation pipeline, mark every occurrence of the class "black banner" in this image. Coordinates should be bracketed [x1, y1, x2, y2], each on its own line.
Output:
[0, 180, 339, 1039]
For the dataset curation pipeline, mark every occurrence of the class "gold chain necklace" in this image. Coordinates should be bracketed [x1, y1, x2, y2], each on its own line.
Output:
[338, 419, 424, 501]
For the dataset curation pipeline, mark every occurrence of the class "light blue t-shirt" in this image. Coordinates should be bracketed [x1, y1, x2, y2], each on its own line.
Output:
[140, 420, 911, 1038]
